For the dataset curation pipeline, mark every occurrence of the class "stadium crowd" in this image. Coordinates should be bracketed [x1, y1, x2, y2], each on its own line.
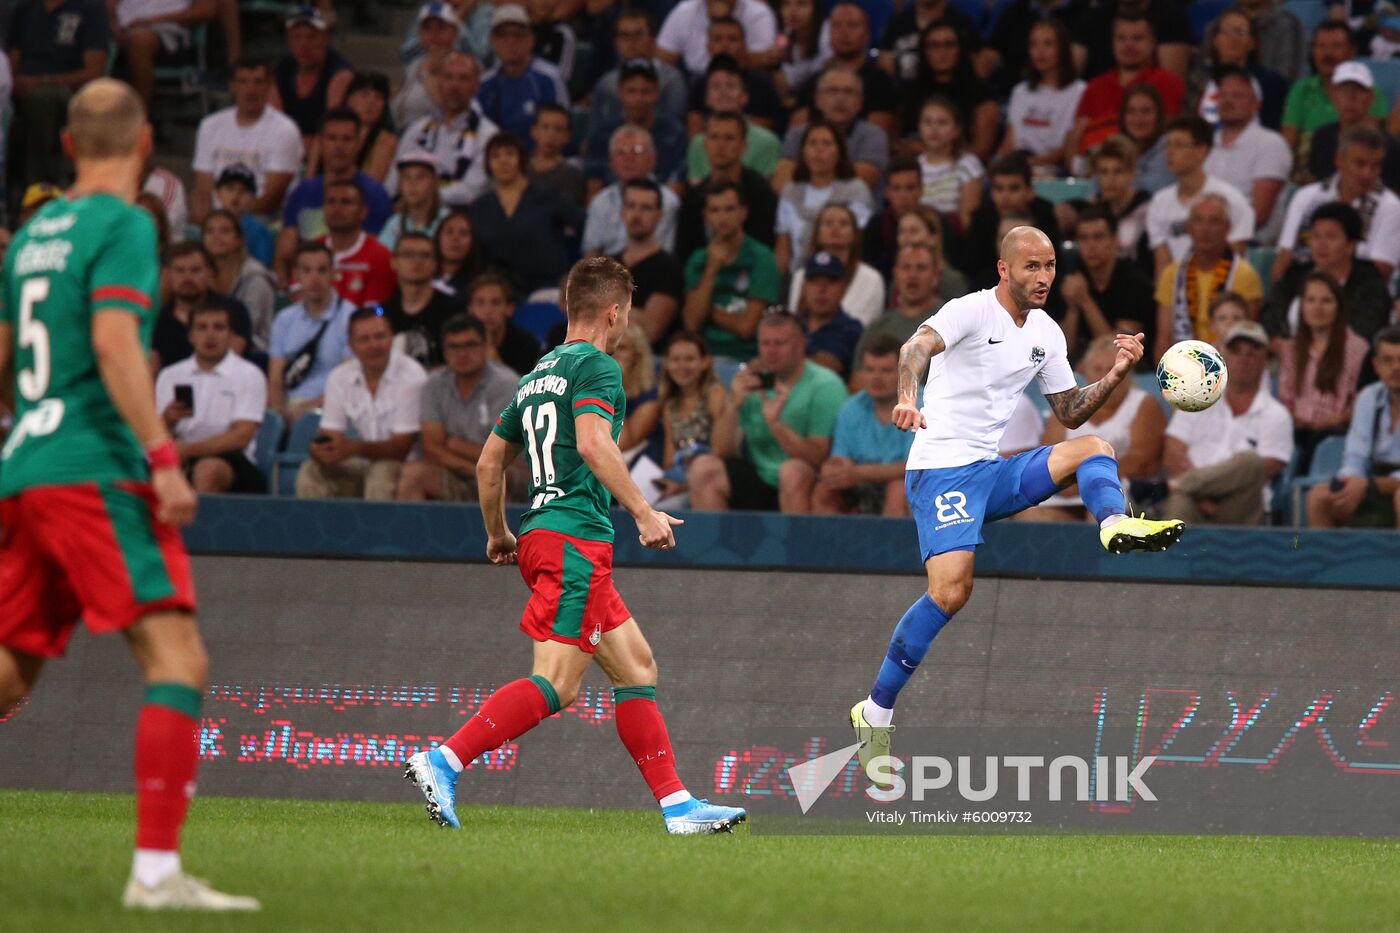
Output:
[3, 0, 1400, 529]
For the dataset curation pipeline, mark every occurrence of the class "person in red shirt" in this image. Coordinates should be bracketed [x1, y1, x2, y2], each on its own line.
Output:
[1069, 12, 1185, 157]
[320, 178, 397, 306]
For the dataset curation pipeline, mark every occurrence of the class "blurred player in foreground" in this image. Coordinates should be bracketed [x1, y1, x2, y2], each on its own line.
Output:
[0, 80, 258, 910]
[405, 257, 747, 834]
[849, 226, 1185, 776]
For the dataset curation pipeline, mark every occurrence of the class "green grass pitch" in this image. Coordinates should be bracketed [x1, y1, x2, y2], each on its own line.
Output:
[4, 790, 1400, 932]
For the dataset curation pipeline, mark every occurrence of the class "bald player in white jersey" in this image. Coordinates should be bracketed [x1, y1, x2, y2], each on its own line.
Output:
[849, 226, 1185, 772]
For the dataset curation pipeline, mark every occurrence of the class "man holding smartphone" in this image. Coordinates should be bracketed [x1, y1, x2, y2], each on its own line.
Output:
[154, 304, 269, 494]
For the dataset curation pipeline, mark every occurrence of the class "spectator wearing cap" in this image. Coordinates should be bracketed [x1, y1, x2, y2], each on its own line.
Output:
[297, 306, 428, 501]
[155, 303, 269, 494]
[527, 102, 584, 207]
[269, 242, 356, 421]
[111, 0, 217, 107]
[582, 124, 681, 257]
[677, 110, 777, 262]
[681, 178, 781, 363]
[317, 179, 396, 306]
[801, 335, 914, 516]
[192, 57, 303, 224]
[397, 313, 523, 502]
[687, 311, 847, 513]
[468, 132, 583, 296]
[585, 58, 687, 196]
[6, 0, 107, 196]
[271, 5, 353, 144]
[1282, 21, 1388, 156]
[1202, 66, 1292, 241]
[274, 106, 394, 283]
[1162, 320, 1293, 526]
[389, 51, 499, 207]
[796, 251, 863, 378]
[1306, 326, 1400, 530]
[380, 151, 450, 251]
[773, 68, 889, 192]
[590, 9, 688, 137]
[16, 182, 59, 226]
[684, 56, 781, 182]
[213, 165, 275, 266]
[685, 16, 781, 132]
[1154, 193, 1263, 361]
[1306, 61, 1400, 189]
[656, 0, 777, 76]
[476, 2, 568, 145]
[341, 71, 398, 182]
[616, 178, 685, 349]
[394, 1, 465, 130]
[1263, 201, 1391, 349]
[1274, 123, 1400, 283]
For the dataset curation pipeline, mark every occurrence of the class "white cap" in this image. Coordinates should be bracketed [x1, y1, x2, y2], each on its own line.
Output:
[1333, 60, 1374, 89]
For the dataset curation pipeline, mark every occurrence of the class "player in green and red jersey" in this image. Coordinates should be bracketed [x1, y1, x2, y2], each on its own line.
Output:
[404, 257, 747, 834]
[0, 80, 258, 911]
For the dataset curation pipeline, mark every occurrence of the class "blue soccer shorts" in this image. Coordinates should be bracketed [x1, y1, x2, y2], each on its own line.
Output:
[907, 446, 1059, 561]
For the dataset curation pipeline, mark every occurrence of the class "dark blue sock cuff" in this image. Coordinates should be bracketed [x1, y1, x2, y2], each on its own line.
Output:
[1076, 453, 1126, 523]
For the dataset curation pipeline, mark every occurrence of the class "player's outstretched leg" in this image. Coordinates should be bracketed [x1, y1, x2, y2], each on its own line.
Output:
[595, 620, 746, 834]
[852, 551, 967, 782]
[121, 613, 260, 912]
[406, 672, 566, 829]
[1048, 438, 1185, 553]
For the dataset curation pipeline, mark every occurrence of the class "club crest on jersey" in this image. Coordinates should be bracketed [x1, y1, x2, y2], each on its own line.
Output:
[1030, 346, 1046, 364]
[589, 624, 602, 647]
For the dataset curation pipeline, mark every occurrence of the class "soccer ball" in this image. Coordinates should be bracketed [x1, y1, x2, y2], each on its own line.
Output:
[1156, 340, 1228, 412]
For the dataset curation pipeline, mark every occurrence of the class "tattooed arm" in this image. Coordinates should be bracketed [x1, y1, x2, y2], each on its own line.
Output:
[892, 325, 946, 432]
[1044, 332, 1146, 429]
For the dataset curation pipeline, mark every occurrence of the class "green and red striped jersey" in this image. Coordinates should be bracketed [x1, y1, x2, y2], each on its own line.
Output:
[1, 193, 161, 495]
[493, 340, 628, 542]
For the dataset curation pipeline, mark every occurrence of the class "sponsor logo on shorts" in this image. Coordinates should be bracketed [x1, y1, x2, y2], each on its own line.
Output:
[589, 624, 602, 647]
[933, 491, 973, 530]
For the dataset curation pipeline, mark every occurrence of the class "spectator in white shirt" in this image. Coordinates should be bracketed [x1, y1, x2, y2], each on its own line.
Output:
[1203, 66, 1291, 243]
[113, 0, 217, 107]
[155, 304, 269, 493]
[656, 0, 776, 76]
[1273, 123, 1400, 283]
[583, 124, 680, 256]
[388, 51, 499, 207]
[296, 307, 429, 500]
[1161, 321, 1293, 525]
[998, 19, 1085, 170]
[191, 58, 304, 223]
[1146, 114, 1256, 279]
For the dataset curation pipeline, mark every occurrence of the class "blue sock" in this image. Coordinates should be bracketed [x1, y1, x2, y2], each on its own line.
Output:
[1077, 454, 1126, 524]
[869, 595, 951, 710]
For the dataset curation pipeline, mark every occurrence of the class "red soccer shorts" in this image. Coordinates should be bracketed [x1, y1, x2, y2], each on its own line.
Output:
[517, 529, 631, 653]
[0, 481, 197, 658]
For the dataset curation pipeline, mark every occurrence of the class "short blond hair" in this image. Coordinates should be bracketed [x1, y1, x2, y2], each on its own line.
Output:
[67, 79, 146, 159]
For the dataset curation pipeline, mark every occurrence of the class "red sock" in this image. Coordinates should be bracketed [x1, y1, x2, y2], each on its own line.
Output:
[135, 684, 202, 851]
[614, 687, 685, 801]
[445, 676, 559, 764]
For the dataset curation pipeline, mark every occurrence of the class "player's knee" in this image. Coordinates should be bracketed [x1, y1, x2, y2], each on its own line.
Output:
[928, 579, 972, 615]
[1084, 435, 1115, 461]
[547, 674, 581, 709]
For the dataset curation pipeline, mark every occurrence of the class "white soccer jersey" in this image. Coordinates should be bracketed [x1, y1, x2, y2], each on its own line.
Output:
[906, 288, 1076, 470]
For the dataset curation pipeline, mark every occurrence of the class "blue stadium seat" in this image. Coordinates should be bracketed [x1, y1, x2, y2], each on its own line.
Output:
[1360, 59, 1400, 110]
[1034, 177, 1091, 205]
[1283, 1, 1329, 51]
[514, 301, 565, 346]
[272, 410, 321, 497]
[1189, 0, 1231, 42]
[253, 409, 285, 483]
[1287, 434, 1348, 526]
[1246, 246, 1277, 287]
